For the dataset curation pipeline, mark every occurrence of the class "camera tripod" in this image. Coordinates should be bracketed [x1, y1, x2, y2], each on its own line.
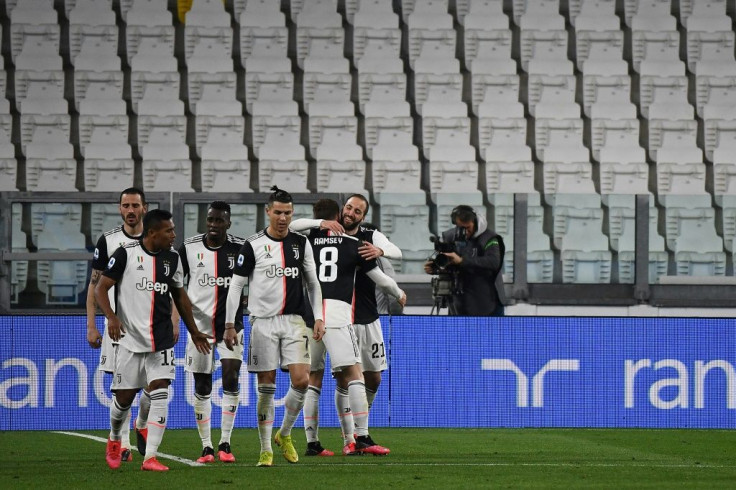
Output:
[429, 275, 459, 315]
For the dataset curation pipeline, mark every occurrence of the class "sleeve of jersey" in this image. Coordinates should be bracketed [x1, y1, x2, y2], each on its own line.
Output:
[303, 241, 324, 320]
[178, 243, 190, 279]
[366, 267, 403, 299]
[290, 218, 322, 232]
[91, 234, 109, 270]
[101, 247, 127, 282]
[371, 230, 403, 260]
[171, 255, 184, 288]
[225, 274, 247, 323]
[233, 241, 255, 277]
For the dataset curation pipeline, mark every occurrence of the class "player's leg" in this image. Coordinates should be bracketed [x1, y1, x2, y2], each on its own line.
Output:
[217, 331, 243, 463]
[186, 335, 215, 462]
[327, 325, 389, 455]
[304, 337, 333, 456]
[335, 382, 356, 453]
[249, 317, 279, 467]
[358, 319, 389, 427]
[273, 315, 312, 463]
[101, 332, 134, 461]
[140, 347, 176, 471]
[134, 388, 151, 456]
[107, 344, 145, 469]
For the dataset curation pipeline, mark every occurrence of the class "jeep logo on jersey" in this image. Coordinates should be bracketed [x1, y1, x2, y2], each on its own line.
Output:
[265, 264, 300, 278]
[198, 274, 231, 288]
[228, 255, 235, 269]
[163, 260, 171, 276]
[136, 277, 170, 294]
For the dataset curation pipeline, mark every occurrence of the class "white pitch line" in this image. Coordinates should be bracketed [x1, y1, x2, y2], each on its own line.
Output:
[52, 431, 203, 467]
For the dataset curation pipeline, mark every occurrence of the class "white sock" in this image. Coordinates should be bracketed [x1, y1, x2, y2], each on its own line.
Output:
[279, 385, 307, 437]
[335, 386, 355, 444]
[257, 383, 275, 452]
[194, 393, 212, 449]
[347, 380, 369, 437]
[109, 396, 130, 441]
[144, 388, 169, 461]
[219, 390, 239, 445]
[121, 408, 132, 449]
[365, 386, 377, 429]
[136, 390, 151, 430]
[303, 385, 321, 443]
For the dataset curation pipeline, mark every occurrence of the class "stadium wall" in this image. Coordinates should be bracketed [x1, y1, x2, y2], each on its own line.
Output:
[1, 315, 734, 430]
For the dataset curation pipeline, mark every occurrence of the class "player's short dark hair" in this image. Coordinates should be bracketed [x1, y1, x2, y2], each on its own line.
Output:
[143, 209, 172, 236]
[345, 193, 370, 215]
[268, 186, 293, 207]
[119, 187, 146, 205]
[313, 199, 340, 221]
[209, 200, 231, 215]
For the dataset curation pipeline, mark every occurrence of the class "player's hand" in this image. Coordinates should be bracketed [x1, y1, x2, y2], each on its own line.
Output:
[313, 319, 325, 341]
[191, 331, 213, 354]
[398, 291, 407, 309]
[224, 325, 238, 351]
[107, 316, 125, 342]
[320, 220, 344, 235]
[358, 241, 383, 260]
[87, 324, 103, 349]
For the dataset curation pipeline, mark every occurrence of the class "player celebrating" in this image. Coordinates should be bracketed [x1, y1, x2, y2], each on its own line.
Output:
[85, 187, 152, 462]
[291, 195, 403, 456]
[223, 186, 325, 467]
[96, 209, 212, 471]
[300, 198, 406, 456]
[179, 201, 245, 464]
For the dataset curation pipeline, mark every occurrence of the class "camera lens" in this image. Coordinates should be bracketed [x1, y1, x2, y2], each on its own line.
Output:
[434, 254, 450, 268]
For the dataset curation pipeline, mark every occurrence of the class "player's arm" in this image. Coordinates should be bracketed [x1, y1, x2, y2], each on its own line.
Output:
[171, 286, 211, 353]
[359, 230, 402, 261]
[224, 242, 255, 349]
[85, 268, 104, 348]
[172, 243, 189, 344]
[290, 218, 344, 235]
[86, 236, 110, 348]
[303, 241, 325, 340]
[95, 247, 127, 341]
[366, 267, 407, 309]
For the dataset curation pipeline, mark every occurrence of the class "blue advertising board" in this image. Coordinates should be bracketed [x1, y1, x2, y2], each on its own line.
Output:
[1, 315, 734, 430]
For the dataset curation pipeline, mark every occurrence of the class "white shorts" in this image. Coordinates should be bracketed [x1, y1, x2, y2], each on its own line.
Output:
[308, 336, 327, 372]
[247, 315, 311, 372]
[353, 319, 388, 372]
[98, 326, 116, 373]
[111, 344, 176, 390]
[322, 325, 361, 372]
[184, 330, 244, 374]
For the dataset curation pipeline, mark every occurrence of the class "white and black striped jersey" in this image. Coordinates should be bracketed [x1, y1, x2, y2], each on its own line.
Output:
[179, 233, 245, 342]
[92, 226, 141, 313]
[103, 241, 184, 353]
[307, 229, 377, 327]
[233, 229, 314, 318]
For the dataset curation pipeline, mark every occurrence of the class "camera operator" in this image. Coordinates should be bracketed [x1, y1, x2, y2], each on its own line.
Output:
[423, 205, 506, 316]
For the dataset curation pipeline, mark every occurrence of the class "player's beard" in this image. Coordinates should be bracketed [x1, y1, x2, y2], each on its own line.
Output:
[342, 218, 361, 232]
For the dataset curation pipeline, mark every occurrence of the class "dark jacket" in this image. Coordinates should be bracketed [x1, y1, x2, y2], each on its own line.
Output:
[442, 214, 506, 316]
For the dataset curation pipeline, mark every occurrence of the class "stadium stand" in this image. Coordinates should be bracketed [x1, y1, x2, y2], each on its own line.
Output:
[2, 0, 736, 310]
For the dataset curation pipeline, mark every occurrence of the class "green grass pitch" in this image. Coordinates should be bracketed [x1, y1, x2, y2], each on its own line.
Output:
[2, 428, 736, 488]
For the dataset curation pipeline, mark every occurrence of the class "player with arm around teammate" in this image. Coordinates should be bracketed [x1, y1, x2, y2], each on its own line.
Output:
[179, 201, 246, 464]
[291, 195, 404, 455]
[85, 187, 153, 462]
[303, 198, 406, 456]
[96, 209, 212, 471]
[223, 187, 326, 467]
